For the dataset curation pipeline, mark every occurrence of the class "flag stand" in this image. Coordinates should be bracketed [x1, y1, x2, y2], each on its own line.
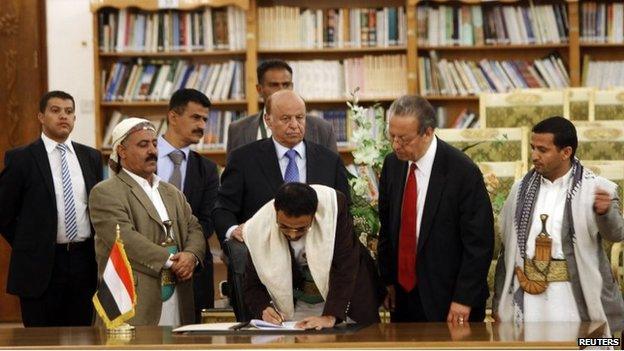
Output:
[106, 322, 135, 335]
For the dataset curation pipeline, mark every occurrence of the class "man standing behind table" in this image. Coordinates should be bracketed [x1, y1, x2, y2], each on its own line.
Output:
[0, 90, 102, 327]
[89, 118, 205, 326]
[226, 59, 337, 154]
[158, 88, 219, 323]
[378, 94, 494, 324]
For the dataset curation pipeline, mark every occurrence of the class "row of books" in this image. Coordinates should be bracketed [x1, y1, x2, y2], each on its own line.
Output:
[416, 3, 569, 46]
[102, 110, 246, 149]
[580, 2, 624, 44]
[419, 51, 569, 96]
[102, 59, 245, 102]
[97, 7, 246, 53]
[258, 6, 407, 49]
[435, 107, 479, 129]
[309, 109, 349, 146]
[288, 55, 407, 99]
[582, 58, 624, 89]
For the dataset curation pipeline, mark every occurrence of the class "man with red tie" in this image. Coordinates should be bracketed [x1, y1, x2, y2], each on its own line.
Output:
[377, 95, 494, 324]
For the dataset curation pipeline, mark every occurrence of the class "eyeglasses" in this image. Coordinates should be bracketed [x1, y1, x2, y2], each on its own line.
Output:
[277, 223, 312, 237]
[387, 133, 417, 146]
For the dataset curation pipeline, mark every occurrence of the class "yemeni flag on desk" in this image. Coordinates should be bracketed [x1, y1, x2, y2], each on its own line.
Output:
[92, 225, 136, 329]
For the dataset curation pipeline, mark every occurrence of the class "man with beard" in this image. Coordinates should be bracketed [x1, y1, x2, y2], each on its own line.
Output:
[494, 116, 624, 335]
[158, 89, 219, 323]
[89, 118, 205, 326]
[243, 183, 381, 329]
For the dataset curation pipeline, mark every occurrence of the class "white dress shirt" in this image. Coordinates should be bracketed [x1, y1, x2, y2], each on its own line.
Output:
[157, 135, 190, 191]
[524, 167, 580, 322]
[41, 133, 91, 244]
[225, 139, 307, 240]
[289, 238, 326, 320]
[404, 136, 438, 247]
[123, 169, 181, 327]
[273, 139, 307, 183]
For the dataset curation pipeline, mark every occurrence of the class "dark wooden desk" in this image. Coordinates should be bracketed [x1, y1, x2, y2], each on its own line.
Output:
[0, 322, 606, 349]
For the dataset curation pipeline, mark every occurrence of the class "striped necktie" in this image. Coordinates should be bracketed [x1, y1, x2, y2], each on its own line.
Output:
[57, 143, 78, 242]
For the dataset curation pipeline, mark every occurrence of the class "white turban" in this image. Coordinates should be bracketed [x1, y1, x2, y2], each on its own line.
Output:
[109, 117, 156, 172]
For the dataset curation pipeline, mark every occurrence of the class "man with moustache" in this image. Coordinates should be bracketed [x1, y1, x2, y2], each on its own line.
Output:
[213, 90, 350, 320]
[226, 60, 337, 154]
[494, 117, 624, 335]
[158, 89, 219, 322]
[89, 118, 205, 326]
[0, 91, 102, 326]
[378, 95, 494, 324]
[243, 183, 381, 329]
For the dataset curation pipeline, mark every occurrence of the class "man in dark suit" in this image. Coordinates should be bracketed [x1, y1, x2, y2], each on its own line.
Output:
[378, 95, 494, 324]
[157, 88, 219, 323]
[0, 91, 103, 327]
[226, 59, 337, 154]
[244, 183, 381, 329]
[213, 90, 349, 321]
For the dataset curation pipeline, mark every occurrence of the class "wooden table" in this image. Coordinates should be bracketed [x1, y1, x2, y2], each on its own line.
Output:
[0, 322, 606, 349]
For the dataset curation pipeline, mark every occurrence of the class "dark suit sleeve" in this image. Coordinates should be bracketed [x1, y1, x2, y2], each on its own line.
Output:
[243, 252, 272, 319]
[197, 159, 219, 239]
[0, 150, 22, 245]
[212, 152, 245, 243]
[323, 193, 358, 322]
[92, 149, 104, 182]
[226, 122, 237, 155]
[377, 156, 395, 286]
[453, 165, 494, 307]
[333, 158, 351, 204]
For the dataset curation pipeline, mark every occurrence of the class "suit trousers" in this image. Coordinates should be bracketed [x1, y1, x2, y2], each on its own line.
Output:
[19, 240, 96, 327]
[192, 252, 214, 323]
[391, 285, 428, 322]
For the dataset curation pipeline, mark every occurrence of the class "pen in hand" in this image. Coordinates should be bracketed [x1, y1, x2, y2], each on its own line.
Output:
[269, 300, 284, 326]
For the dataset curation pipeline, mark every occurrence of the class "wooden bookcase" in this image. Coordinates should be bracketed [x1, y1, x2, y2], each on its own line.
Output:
[92, 0, 612, 165]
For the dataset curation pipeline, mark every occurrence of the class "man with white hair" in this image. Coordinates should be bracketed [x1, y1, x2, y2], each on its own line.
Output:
[89, 118, 205, 326]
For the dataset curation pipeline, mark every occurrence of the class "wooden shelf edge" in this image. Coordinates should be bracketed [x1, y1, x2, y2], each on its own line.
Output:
[418, 44, 568, 51]
[258, 46, 407, 54]
[304, 96, 400, 103]
[90, 0, 249, 12]
[99, 50, 247, 58]
[580, 42, 624, 48]
[101, 100, 247, 107]
[424, 95, 479, 101]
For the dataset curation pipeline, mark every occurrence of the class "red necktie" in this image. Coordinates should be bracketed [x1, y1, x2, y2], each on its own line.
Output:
[398, 163, 418, 292]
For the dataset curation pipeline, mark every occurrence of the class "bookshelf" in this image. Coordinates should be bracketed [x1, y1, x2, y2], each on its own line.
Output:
[92, 0, 624, 164]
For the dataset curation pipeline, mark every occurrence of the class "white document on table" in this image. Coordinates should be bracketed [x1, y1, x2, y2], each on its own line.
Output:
[172, 322, 239, 332]
[250, 319, 303, 330]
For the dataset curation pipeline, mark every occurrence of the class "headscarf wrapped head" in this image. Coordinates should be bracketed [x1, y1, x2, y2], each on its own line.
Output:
[108, 117, 156, 173]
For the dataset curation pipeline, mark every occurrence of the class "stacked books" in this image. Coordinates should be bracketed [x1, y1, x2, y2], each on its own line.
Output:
[419, 51, 569, 96]
[309, 109, 349, 146]
[98, 6, 246, 52]
[582, 56, 624, 88]
[258, 6, 406, 49]
[581, 2, 624, 44]
[101, 59, 245, 102]
[288, 54, 407, 99]
[417, 3, 568, 46]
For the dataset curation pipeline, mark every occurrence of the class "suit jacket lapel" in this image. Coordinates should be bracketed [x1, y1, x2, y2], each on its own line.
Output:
[418, 140, 446, 254]
[392, 158, 408, 246]
[118, 171, 165, 227]
[245, 113, 262, 143]
[305, 141, 320, 183]
[30, 139, 55, 199]
[73, 142, 96, 192]
[183, 151, 198, 202]
[258, 139, 284, 194]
